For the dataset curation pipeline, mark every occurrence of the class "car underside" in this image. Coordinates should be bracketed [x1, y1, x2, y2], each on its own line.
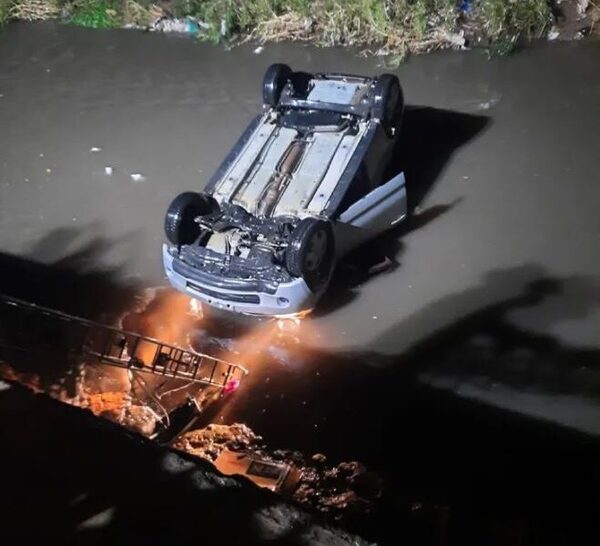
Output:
[163, 65, 406, 316]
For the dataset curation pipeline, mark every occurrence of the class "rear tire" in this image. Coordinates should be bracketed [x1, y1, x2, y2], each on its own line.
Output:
[263, 63, 292, 108]
[286, 218, 335, 293]
[164, 192, 218, 246]
[370, 74, 403, 134]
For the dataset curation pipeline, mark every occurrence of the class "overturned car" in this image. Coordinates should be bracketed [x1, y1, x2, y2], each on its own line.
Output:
[163, 64, 408, 316]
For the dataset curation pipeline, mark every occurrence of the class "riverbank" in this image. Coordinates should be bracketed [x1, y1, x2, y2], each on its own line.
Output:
[1, 0, 599, 59]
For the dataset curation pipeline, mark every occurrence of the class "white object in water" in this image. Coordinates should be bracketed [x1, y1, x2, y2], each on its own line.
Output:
[131, 173, 146, 182]
[153, 17, 202, 34]
[104, 166, 113, 176]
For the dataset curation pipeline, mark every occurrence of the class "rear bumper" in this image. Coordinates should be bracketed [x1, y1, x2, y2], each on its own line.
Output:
[162, 245, 316, 316]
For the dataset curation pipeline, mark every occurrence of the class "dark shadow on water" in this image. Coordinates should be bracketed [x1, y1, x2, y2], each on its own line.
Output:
[391, 105, 491, 212]
[317, 198, 463, 315]
[1, 224, 144, 321]
[224, 264, 600, 544]
[317, 106, 490, 315]
[3, 234, 600, 544]
[0, 225, 145, 385]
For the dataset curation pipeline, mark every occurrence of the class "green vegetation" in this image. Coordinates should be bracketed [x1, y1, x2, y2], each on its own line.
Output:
[482, 0, 550, 38]
[480, 0, 551, 55]
[175, 0, 550, 56]
[1, 0, 555, 57]
[1, 0, 61, 24]
[173, 0, 459, 57]
[68, 0, 122, 28]
[0, 0, 14, 26]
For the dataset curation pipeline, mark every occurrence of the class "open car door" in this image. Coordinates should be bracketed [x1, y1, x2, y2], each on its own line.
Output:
[338, 171, 407, 231]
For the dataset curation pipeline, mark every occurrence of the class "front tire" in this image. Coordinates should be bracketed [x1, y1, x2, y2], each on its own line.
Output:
[286, 218, 335, 293]
[164, 192, 217, 246]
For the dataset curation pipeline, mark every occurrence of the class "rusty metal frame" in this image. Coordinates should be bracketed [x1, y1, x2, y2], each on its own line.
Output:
[0, 295, 247, 389]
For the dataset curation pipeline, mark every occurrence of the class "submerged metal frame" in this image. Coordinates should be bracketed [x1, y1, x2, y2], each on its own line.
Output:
[0, 295, 248, 389]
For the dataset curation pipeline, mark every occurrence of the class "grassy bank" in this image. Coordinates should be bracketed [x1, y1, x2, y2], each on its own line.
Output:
[0, 0, 559, 57]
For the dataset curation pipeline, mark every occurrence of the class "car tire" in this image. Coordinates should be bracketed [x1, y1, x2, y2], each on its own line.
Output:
[164, 192, 217, 246]
[286, 218, 335, 292]
[263, 63, 292, 108]
[370, 74, 404, 134]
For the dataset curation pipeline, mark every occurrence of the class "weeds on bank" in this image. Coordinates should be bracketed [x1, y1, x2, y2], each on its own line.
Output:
[0, 0, 12, 26]
[168, 0, 551, 56]
[480, 0, 551, 54]
[67, 0, 121, 28]
[1, 0, 554, 58]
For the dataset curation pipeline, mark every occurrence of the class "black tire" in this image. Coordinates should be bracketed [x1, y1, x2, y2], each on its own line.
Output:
[263, 63, 292, 107]
[370, 74, 404, 134]
[286, 218, 335, 292]
[164, 192, 217, 246]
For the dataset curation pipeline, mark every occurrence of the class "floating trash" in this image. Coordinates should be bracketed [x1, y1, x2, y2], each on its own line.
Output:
[130, 173, 146, 182]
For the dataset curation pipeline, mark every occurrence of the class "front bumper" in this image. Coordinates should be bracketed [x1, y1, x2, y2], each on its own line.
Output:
[162, 245, 316, 316]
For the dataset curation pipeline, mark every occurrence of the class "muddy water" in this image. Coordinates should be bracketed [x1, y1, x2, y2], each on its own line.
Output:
[1, 23, 600, 431]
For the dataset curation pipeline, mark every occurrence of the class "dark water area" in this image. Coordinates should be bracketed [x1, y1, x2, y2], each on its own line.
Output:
[210, 291, 600, 544]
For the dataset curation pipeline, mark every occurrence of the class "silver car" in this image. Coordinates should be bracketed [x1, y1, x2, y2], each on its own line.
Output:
[163, 64, 408, 316]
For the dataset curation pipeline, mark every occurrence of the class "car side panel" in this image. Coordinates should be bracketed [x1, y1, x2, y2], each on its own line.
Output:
[335, 172, 407, 255]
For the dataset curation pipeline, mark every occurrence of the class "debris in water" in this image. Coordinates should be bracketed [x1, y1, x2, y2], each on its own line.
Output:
[104, 166, 113, 176]
[152, 17, 205, 34]
[577, 0, 589, 16]
[175, 423, 382, 518]
[459, 0, 473, 13]
[174, 423, 260, 461]
[189, 298, 202, 316]
[223, 378, 240, 395]
[120, 405, 158, 436]
[130, 173, 146, 182]
[90, 146, 102, 153]
[87, 391, 130, 415]
[253, 46, 265, 54]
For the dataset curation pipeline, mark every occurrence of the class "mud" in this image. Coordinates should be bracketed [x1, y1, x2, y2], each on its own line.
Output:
[174, 423, 383, 521]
